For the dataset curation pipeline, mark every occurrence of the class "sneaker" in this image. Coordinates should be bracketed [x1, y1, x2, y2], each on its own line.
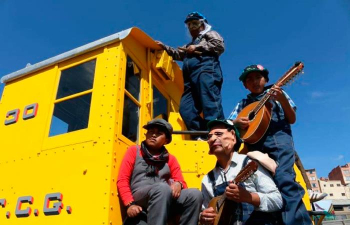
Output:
[196, 137, 206, 141]
[308, 190, 327, 202]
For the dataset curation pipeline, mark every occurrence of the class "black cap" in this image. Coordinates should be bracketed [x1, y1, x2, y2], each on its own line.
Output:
[143, 119, 173, 143]
[184, 11, 208, 23]
[207, 119, 242, 150]
[239, 64, 269, 82]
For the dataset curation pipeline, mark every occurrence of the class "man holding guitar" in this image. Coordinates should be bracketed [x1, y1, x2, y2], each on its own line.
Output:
[200, 119, 283, 225]
[228, 64, 312, 225]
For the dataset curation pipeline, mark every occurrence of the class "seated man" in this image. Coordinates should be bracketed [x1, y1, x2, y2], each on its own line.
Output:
[200, 119, 283, 225]
[117, 118, 202, 225]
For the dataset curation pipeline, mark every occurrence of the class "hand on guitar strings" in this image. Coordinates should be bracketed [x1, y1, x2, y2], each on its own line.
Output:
[269, 85, 287, 103]
[232, 117, 249, 130]
[225, 182, 261, 207]
[200, 207, 217, 225]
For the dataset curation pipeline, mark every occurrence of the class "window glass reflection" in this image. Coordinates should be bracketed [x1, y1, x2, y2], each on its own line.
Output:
[49, 93, 92, 136]
[125, 56, 141, 100]
[153, 86, 167, 119]
[56, 59, 96, 99]
[122, 95, 139, 142]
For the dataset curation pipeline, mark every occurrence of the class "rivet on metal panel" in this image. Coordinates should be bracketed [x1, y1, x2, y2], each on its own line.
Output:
[110, 206, 113, 210]
[83, 169, 87, 175]
[110, 221, 112, 225]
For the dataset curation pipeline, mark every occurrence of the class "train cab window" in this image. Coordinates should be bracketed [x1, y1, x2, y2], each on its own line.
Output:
[122, 56, 141, 142]
[49, 59, 96, 137]
[125, 57, 141, 100]
[153, 86, 168, 119]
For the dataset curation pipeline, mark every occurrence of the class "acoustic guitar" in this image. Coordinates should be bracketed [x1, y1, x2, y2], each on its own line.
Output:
[208, 160, 258, 225]
[237, 62, 304, 144]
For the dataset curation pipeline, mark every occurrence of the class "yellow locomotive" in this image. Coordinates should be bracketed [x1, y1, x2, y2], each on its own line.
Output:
[0, 27, 315, 224]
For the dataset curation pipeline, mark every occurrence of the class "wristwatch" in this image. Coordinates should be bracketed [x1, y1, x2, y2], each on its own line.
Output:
[176, 181, 183, 189]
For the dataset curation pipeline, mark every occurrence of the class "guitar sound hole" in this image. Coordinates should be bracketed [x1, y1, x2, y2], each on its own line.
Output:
[248, 112, 255, 121]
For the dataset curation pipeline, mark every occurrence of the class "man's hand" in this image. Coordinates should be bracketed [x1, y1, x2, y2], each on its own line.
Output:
[186, 45, 196, 54]
[200, 207, 217, 224]
[171, 181, 182, 199]
[232, 117, 249, 130]
[270, 85, 286, 103]
[127, 204, 142, 218]
[225, 182, 260, 207]
[270, 85, 296, 124]
[225, 183, 251, 203]
[155, 41, 166, 49]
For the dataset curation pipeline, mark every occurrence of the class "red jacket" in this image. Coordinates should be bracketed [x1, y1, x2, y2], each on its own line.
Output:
[117, 145, 187, 206]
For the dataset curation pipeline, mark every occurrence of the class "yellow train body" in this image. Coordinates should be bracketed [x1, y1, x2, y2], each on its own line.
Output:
[0, 27, 310, 225]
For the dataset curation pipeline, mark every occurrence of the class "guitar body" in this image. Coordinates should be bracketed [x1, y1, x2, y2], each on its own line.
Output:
[207, 161, 259, 225]
[237, 102, 272, 144]
[209, 197, 238, 225]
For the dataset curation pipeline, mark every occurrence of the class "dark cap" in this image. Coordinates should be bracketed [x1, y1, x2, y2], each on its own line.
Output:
[184, 11, 208, 23]
[239, 64, 269, 82]
[207, 119, 242, 150]
[143, 119, 173, 143]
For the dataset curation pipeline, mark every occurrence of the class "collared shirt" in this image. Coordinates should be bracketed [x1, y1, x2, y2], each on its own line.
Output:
[228, 89, 296, 120]
[201, 152, 283, 212]
[162, 30, 225, 61]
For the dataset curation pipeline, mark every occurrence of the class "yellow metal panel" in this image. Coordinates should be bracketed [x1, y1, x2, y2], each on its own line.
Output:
[167, 141, 216, 189]
[0, 66, 57, 160]
[155, 50, 174, 81]
[294, 164, 312, 210]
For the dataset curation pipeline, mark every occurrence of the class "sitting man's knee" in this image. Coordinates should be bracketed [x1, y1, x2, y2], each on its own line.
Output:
[185, 188, 203, 204]
[149, 183, 172, 197]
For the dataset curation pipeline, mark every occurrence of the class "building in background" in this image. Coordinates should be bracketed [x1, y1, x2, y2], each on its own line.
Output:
[329, 163, 350, 186]
[319, 178, 349, 200]
[306, 168, 321, 192]
[319, 178, 350, 220]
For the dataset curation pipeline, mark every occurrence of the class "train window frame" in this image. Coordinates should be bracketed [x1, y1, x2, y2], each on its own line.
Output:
[42, 50, 102, 151]
[120, 55, 143, 144]
[48, 59, 96, 137]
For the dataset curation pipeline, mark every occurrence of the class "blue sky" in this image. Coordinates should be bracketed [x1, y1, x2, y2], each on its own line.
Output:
[1, 0, 349, 178]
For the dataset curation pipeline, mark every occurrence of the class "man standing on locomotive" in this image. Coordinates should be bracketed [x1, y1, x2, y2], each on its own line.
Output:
[156, 12, 225, 140]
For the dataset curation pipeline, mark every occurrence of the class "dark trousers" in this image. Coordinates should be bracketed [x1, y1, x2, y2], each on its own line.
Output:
[180, 55, 224, 134]
[126, 183, 202, 225]
[265, 133, 312, 225]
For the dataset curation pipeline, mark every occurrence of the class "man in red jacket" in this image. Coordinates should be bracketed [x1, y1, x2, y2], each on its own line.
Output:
[117, 119, 202, 225]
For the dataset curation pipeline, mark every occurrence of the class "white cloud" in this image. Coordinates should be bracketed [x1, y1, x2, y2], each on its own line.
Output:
[334, 155, 344, 161]
[311, 91, 326, 98]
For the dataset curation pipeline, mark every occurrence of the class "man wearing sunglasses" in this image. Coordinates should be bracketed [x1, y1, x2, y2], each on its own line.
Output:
[156, 12, 225, 140]
[200, 119, 283, 225]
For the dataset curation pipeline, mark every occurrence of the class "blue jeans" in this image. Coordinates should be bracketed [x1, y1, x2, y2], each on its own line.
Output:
[263, 132, 312, 225]
[180, 55, 224, 134]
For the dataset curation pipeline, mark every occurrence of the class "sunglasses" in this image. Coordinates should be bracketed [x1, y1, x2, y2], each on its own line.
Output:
[186, 20, 202, 29]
